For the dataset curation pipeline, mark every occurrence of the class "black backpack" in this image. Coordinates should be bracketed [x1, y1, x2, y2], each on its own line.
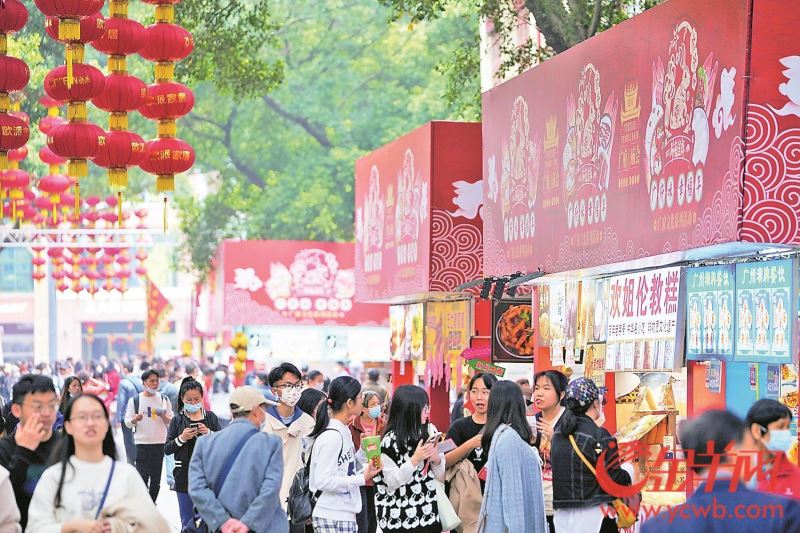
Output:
[287, 428, 342, 525]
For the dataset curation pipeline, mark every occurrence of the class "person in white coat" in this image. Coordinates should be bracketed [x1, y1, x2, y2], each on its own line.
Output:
[308, 376, 382, 533]
[0, 465, 20, 533]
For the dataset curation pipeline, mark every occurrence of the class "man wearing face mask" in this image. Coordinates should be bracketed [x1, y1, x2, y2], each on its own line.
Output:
[263, 362, 315, 532]
[306, 370, 325, 392]
[745, 398, 800, 499]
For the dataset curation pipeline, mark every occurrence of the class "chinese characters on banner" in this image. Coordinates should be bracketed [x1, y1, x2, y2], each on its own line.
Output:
[735, 259, 796, 364]
[686, 265, 736, 361]
[606, 267, 681, 371]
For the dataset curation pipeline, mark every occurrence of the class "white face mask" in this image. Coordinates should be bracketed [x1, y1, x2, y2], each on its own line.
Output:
[281, 386, 302, 407]
[593, 401, 606, 427]
[311, 382, 324, 391]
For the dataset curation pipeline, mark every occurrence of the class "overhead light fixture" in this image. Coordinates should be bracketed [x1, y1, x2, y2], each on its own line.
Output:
[492, 277, 509, 300]
[507, 269, 545, 289]
[479, 277, 494, 299]
[454, 277, 486, 291]
[506, 272, 523, 297]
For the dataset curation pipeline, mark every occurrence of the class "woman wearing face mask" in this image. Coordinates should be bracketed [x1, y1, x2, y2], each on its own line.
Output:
[745, 398, 800, 499]
[165, 377, 221, 531]
[530, 370, 569, 533]
[349, 391, 384, 533]
[551, 378, 632, 533]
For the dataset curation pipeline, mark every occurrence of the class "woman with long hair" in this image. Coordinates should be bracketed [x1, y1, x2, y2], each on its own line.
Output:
[309, 376, 382, 533]
[350, 391, 384, 533]
[165, 377, 221, 531]
[297, 388, 327, 419]
[27, 394, 156, 532]
[477, 380, 546, 532]
[530, 370, 568, 532]
[551, 378, 632, 533]
[59, 377, 82, 416]
[373, 385, 444, 533]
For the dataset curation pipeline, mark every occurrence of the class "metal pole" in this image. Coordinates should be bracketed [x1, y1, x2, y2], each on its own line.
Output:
[48, 272, 57, 365]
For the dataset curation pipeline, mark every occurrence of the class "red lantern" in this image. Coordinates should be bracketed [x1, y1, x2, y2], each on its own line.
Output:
[105, 194, 118, 208]
[135, 265, 148, 276]
[8, 146, 27, 162]
[33, 0, 104, 39]
[92, 130, 145, 176]
[0, 56, 30, 94]
[139, 23, 193, 63]
[39, 115, 66, 135]
[92, 17, 146, 56]
[40, 145, 67, 166]
[0, 111, 29, 170]
[39, 173, 72, 222]
[139, 81, 194, 121]
[139, 137, 194, 191]
[0, 1, 29, 33]
[46, 13, 105, 43]
[136, 250, 148, 262]
[44, 63, 106, 103]
[47, 121, 105, 177]
[92, 73, 145, 113]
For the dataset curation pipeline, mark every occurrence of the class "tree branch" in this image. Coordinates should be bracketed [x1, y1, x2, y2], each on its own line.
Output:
[588, 0, 603, 39]
[526, 0, 576, 53]
[262, 95, 333, 149]
[220, 107, 266, 188]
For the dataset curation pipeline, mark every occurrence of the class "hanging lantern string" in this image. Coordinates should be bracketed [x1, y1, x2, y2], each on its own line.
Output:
[74, 182, 80, 218]
[163, 195, 168, 232]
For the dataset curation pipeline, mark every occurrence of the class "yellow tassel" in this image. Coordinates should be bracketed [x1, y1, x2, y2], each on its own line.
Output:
[47, 106, 59, 117]
[52, 206, 57, 224]
[74, 182, 80, 214]
[0, 34, 6, 55]
[109, 168, 128, 189]
[0, 153, 7, 171]
[73, 44, 85, 64]
[68, 160, 89, 177]
[157, 119, 177, 138]
[155, 62, 175, 82]
[66, 45, 74, 89]
[0, 94, 9, 113]
[109, 0, 129, 18]
[59, 19, 81, 41]
[68, 102, 87, 121]
[11, 201, 16, 220]
[155, 4, 175, 23]
[109, 56, 126, 73]
[117, 191, 123, 228]
[110, 112, 128, 131]
[49, 164, 60, 175]
[163, 196, 168, 233]
[156, 175, 175, 193]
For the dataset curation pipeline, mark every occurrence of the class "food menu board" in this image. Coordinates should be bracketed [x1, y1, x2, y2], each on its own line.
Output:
[735, 259, 796, 363]
[605, 267, 681, 372]
[389, 303, 424, 361]
[492, 298, 536, 363]
[685, 265, 736, 361]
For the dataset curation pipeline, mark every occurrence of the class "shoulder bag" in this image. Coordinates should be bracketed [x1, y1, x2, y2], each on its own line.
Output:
[568, 434, 639, 529]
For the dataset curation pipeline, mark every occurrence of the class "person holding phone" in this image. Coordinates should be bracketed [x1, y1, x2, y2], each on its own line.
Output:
[165, 377, 221, 531]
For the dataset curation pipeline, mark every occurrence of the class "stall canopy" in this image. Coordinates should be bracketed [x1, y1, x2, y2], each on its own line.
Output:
[217, 240, 388, 326]
[354, 121, 483, 303]
[481, 0, 800, 277]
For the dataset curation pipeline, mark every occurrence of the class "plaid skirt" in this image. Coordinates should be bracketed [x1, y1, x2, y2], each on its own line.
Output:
[311, 517, 358, 533]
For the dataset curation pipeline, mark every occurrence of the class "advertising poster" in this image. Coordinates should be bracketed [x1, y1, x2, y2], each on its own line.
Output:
[390, 303, 424, 361]
[766, 365, 781, 400]
[585, 343, 607, 387]
[735, 259, 796, 363]
[606, 267, 681, 371]
[482, 0, 748, 277]
[706, 360, 722, 394]
[492, 298, 536, 363]
[685, 265, 736, 361]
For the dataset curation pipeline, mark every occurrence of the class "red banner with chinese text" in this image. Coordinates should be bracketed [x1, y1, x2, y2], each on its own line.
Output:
[146, 277, 171, 352]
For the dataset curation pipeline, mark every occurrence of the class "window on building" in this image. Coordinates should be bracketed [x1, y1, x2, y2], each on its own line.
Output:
[0, 248, 33, 292]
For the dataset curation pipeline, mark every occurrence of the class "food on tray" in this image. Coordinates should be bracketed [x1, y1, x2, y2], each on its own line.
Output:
[781, 390, 798, 410]
[782, 364, 798, 383]
[497, 304, 536, 356]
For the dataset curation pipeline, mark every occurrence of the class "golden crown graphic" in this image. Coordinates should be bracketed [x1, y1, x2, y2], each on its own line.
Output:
[544, 114, 559, 150]
[621, 81, 641, 123]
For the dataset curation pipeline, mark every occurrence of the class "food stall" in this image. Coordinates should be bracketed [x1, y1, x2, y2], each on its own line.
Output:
[479, 0, 800, 509]
[354, 121, 483, 430]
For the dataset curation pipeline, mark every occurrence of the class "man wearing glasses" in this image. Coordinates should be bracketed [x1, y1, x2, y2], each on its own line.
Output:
[0, 374, 62, 530]
[263, 362, 315, 533]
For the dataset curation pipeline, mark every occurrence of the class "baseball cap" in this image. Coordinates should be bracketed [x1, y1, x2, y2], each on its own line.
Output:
[229, 385, 277, 414]
[565, 377, 600, 408]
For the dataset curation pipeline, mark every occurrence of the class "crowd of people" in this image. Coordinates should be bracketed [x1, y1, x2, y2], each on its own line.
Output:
[2, 359, 800, 532]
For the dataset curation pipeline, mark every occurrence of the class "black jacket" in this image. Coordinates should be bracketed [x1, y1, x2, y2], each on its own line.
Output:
[550, 413, 631, 509]
[164, 410, 220, 492]
[0, 430, 61, 529]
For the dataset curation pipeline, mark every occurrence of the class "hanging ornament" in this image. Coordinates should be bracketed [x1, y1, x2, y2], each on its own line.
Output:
[0, 0, 29, 172]
[138, 0, 194, 230]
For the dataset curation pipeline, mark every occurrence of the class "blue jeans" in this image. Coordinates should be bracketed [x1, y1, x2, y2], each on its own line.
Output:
[176, 491, 196, 531]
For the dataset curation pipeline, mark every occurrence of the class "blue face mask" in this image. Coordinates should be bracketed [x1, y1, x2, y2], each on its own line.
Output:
[367, 406, 381, 420]
[766, 429, 794, 453]
[184, 402, 202, 414]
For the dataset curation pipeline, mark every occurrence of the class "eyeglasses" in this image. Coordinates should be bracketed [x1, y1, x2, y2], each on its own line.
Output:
[23, 401, 59, 414]
[275, 382, 302, 391]
[469, 389, 490, 398]
[70, 413, 107, 424]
